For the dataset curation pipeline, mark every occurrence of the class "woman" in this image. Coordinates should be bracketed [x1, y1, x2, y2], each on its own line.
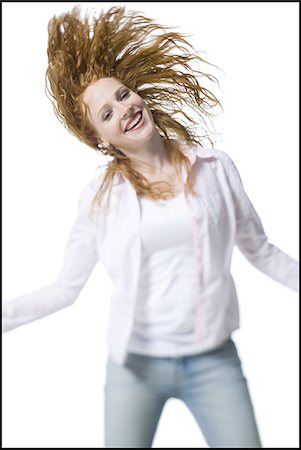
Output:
[2, 6, 298, 448]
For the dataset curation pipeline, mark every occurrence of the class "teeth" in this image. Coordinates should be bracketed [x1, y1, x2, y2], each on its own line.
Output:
[126, 112, 142, 131]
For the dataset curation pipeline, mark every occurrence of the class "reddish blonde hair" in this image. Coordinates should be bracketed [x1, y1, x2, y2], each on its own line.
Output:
[46, 6, 221, 210]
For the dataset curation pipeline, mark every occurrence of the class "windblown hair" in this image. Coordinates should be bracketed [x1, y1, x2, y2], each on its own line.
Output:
[46, 5, 221, 212]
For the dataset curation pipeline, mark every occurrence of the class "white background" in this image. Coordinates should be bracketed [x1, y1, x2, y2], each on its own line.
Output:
[2, 2, 299, 448]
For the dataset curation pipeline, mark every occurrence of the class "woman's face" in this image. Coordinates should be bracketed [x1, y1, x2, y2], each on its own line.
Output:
[83, 77, 155, 151]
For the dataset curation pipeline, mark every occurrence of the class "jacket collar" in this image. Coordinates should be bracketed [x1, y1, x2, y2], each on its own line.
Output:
[181, 144, 216, 165]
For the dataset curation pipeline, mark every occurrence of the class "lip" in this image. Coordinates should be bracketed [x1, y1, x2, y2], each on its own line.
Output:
[125, 110, 144, 132]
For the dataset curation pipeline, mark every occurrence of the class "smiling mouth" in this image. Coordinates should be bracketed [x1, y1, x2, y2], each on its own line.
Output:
[125, 111, 144, 132]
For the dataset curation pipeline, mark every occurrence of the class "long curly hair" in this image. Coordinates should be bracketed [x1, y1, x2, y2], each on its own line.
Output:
[46, 5, 222, 212]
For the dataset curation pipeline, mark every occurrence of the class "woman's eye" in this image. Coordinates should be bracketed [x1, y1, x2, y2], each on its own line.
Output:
[121, 90, 130, 100]
[103, 90, 130, 120]
[104, 111, 112, 121]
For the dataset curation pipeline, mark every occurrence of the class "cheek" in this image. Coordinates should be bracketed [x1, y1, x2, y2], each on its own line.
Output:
[132, 95, 152, 120]
[104, 122, 124, 142]
[103, 118, 120, 133]
[144, 104, 154, 123]
[132, 92, 145, 106]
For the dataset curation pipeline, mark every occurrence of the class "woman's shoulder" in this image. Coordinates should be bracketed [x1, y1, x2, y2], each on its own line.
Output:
[197, 146, 231, 161]
[180, 142, 234, 165]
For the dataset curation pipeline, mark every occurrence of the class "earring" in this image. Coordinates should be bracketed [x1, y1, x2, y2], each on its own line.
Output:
[97, 143, 102, 149]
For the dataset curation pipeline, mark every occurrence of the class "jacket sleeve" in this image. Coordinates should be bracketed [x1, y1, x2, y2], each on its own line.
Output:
[2, 183, 99, 332]
[225, 154, 299, 292]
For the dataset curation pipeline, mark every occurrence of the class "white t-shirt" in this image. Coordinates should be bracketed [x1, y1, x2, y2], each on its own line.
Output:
[128, 191, 207, 357]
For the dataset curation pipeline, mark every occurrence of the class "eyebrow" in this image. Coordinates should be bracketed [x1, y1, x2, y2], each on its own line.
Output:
[97, 86, 126, 117]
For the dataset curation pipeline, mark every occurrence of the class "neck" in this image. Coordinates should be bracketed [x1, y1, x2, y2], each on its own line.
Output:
[119, 131, 171, 175]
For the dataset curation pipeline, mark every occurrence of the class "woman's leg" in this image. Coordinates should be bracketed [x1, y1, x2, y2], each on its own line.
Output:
[104, 355, 168, 448]
[180, 339, 262, 448]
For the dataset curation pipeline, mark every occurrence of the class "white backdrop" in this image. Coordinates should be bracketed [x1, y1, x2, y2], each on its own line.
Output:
[2, 2, 299, 448]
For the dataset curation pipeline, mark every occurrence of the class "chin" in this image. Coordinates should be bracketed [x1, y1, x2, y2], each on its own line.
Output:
[137, 126, 156, 143]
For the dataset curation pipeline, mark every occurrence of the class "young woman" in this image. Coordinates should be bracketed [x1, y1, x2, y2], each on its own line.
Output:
[2, 6, 298, 448]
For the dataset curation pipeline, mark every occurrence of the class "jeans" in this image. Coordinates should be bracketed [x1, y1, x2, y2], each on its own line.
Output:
[104, 338, 262, 448]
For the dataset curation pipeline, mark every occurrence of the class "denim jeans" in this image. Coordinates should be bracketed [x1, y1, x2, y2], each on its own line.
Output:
[104, 338, 262, 448]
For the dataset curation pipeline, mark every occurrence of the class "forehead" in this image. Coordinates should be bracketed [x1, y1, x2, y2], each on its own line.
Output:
[83, 77, 124, 108]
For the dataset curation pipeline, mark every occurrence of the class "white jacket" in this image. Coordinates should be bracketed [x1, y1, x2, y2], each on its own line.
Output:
[2, 146, 299, 364]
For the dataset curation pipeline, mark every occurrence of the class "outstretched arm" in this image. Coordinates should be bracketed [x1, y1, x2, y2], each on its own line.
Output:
[226, 155, 299, 292]
[2, 183, 99, 332]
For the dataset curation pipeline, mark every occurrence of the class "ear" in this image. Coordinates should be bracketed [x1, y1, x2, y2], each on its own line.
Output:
[98, 138, 110, 148]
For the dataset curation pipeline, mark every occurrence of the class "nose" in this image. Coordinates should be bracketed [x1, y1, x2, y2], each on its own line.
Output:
[120, 103, 134, 119]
